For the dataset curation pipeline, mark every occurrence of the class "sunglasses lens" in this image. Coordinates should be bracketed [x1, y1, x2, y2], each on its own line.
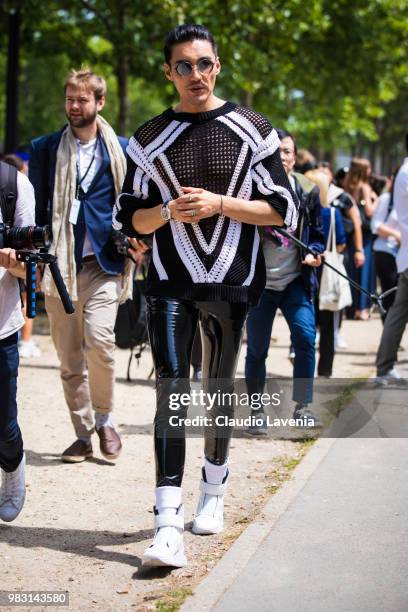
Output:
[174, 59, 214, 76]
[175, 62, 192, 76]
[198, 59, 214, 74]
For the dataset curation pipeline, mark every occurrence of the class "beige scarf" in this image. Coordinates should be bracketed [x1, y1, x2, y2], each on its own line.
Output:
[44, 115, 132, 302]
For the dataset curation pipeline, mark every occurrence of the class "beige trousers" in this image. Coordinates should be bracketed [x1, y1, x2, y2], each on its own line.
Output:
[46, 260, 121, 437]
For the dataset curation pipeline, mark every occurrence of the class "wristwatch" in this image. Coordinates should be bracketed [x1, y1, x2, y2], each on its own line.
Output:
[160, 200, 172, 222]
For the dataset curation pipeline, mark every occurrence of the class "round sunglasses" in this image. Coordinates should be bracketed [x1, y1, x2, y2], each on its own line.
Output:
[174, 58, 215, 77]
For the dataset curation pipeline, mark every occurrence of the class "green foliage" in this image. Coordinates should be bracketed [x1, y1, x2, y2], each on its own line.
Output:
[1, 0, 408, 166]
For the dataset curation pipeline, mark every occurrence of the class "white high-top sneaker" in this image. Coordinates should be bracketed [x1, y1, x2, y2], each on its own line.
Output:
[142, 487, 187, 568]
[0, 453, 26, 523]
[192, 467, 229, 535]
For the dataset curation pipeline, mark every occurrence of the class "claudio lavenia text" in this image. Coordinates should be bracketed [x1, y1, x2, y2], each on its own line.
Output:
[168, 415, 315, 428]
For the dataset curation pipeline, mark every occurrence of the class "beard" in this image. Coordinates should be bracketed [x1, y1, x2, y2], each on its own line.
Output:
[66, 108, 97, 129]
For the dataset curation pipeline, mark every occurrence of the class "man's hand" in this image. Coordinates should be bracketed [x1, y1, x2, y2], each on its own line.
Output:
[0, 248, 18, 270]
[127, 237, 149, 265]
[0, 248, 25, 278]
[169, 186, 221, 223]
[302, 253, 322, 267]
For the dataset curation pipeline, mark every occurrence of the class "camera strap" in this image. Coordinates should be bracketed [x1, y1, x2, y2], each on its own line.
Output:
[75, 134, 100, 199]
[0, 160, 18, 226]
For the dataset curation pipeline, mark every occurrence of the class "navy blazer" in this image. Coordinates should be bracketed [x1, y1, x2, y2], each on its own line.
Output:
[29, 126, 128, 275]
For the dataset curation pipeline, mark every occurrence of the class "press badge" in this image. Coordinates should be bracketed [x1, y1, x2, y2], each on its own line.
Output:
[69, 198, 81, 225]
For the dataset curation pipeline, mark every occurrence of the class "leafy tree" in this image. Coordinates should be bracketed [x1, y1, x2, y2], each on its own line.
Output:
[1, 0, 408, 170]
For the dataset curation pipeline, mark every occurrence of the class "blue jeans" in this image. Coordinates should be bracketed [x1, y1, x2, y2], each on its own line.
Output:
[347, 236, 376, 310]
[245, 277, 316, 404]
[0, 332, 23, 472]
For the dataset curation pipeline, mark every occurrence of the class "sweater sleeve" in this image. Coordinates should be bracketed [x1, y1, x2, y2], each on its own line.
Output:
[250, 129, 299, 232]
[112, 151, 161, 238]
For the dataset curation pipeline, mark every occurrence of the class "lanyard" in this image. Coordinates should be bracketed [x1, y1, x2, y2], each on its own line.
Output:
[75, 134, 100, 198]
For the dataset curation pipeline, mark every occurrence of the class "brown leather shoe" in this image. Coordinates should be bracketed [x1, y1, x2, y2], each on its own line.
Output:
[96, 426, 122, 460]
[61, 439, 93, 463]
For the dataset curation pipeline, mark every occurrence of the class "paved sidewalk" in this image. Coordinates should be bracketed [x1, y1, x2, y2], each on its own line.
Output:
[4, 311, 406, 610]
[213, 438, 408, 612]
[183, 326, 408, 612]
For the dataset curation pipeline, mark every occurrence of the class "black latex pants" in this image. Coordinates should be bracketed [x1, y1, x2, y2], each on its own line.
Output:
[146, 297, 248, 488]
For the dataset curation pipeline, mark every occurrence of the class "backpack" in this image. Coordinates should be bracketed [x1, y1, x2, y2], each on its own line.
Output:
[0, 161, 18, 226]
[114, 266, 149, 381]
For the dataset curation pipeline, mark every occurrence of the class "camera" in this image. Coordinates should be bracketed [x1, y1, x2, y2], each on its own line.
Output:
[0, 224, 52, 250]
[111, 229, 133, 257]
[111, 229, 152, 258]
[0, 223, 74, 318]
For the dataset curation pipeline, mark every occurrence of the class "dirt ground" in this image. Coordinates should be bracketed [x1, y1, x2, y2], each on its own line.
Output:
[0, 310, 398, 611]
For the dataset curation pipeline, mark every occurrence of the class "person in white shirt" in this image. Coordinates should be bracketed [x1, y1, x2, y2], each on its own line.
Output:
[371, 171, 401, 322]
[376, 137, 408, 383]
[0, 163, 35, 522]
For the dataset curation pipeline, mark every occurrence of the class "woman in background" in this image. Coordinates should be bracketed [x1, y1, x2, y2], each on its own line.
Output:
[343, 158, 378, 320]
[371, 170, 400, 322]
[317, 202, 347, 377]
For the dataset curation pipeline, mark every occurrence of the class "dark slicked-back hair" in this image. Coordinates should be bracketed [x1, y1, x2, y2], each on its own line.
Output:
[164, 24, 218, 64]
[276, 128, 298, 155]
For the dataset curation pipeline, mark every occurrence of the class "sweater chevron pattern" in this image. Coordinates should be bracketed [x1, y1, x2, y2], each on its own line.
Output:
[113, 102, 298, 305]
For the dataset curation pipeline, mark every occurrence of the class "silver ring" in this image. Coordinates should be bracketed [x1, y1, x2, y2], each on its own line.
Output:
[190, 210, 196, 217]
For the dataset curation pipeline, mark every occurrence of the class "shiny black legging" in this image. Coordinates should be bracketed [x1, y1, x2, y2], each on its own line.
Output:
[146, 296, 248, 487]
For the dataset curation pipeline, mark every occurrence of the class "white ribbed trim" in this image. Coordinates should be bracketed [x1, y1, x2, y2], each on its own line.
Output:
[228, 111, 266, 145]
[127, 137, 161, 183]
[252, 162, 298, 232]
[190, 141, 248, 256]
[252, 129, 280, 165]
[172, 221, 207, 283]
[207, 220, 242, 283]
[127, 137, 173, 203]
[112, 195, 123, 230]
[216, 115, 258, 152]
[229, 142, 249, 196]
[133, 165, 144, 195]
[145, 121, 182, 157]
[141, 174, 150, 199]
[158, 153, 183, 195]
[192, 215, 225, 255]
[147, 122, 191, 161]
[131, 166, 150, 200]
[237, 166, 253, 200]
[242, 228, 260, 286]
[152, 234, 168, 280]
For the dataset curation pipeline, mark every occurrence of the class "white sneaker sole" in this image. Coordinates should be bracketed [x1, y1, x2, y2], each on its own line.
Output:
[192, 520, 223, 535]
[141, 549, 187, 568]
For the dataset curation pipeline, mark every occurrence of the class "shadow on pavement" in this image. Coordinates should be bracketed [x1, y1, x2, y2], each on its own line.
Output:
[0, 525, 148, 568]
[115, 377, 155, 387]
[25, 449, 117, 467]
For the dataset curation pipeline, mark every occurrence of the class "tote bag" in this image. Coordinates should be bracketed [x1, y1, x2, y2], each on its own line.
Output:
[319, 207, 352, 311]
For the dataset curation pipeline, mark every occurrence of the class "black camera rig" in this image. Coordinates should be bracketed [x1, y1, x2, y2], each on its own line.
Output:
[0, 223, 75, 318]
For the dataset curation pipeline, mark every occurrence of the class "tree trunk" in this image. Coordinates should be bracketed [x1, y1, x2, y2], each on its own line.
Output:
[117, 53, 129, 136]
[5, 7, 21, 152]
[239, 90, 253, 108]
[115, 0, 128, 136]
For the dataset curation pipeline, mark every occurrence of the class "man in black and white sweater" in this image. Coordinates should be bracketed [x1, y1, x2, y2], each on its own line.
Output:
[113, 23, 298, 568]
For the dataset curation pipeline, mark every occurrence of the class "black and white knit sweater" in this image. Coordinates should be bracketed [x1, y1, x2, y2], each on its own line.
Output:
[113, 101, 298, 305]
